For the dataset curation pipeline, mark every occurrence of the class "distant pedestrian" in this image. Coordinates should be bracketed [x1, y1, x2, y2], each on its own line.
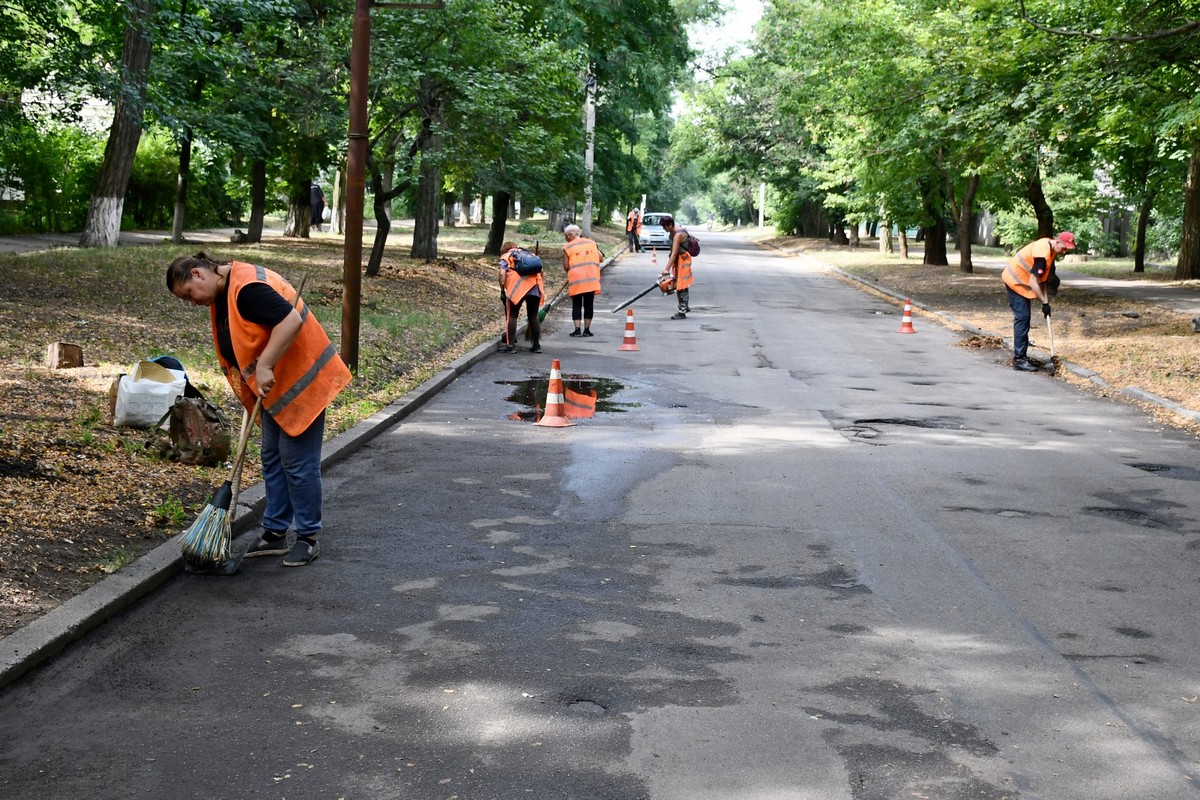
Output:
[499, 241, 543, 353]
[626, 207, 641, 252]
[1003, 231, 1075, 372]
[310, 184, 326, 233]
[660, 215, 694, 320]
[166, 253, 352, 566]
[562, 224, 602, 337]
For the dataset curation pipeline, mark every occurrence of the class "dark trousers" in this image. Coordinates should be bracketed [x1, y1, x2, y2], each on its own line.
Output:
[1007, 286, 1031, 359]
[627, 231, 639, 252]
[506, 294, 540, 346]
[571, 292, 595, 325]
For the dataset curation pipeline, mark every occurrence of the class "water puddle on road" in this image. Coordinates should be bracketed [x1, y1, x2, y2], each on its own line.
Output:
[496, 375, 636, 421]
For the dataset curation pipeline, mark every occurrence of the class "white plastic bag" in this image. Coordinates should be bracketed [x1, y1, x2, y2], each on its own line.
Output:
[113, 361, 188, 428]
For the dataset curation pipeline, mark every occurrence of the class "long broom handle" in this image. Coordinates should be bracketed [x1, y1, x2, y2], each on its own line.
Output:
[1045, 313, 1055, 358]
[228, 274, 308, 522]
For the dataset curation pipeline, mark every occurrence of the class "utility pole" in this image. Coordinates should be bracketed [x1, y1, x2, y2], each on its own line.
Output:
[758, 181, 766, 229]
[341, 0, 443, 373]
[581, 72, 596, 237]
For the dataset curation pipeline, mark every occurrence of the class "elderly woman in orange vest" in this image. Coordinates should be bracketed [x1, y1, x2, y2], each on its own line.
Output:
[499, 241, 543, 354]
[1002, 231, 1075, 372]
[562, 224, 602, 337]
[660, 215, 694, 320]
[167, 253, 352, 566]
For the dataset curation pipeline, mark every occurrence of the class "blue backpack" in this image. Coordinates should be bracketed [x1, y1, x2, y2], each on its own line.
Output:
[511, 248, 543, 276]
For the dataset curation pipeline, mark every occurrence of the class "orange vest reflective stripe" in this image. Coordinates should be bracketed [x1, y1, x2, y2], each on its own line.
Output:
[1003, 238, 1055, 299]
[563, 237, 602, 296]
[502, 252, 544, 305]
[671, 232, 694, 290]
[214, 261, 352, 436]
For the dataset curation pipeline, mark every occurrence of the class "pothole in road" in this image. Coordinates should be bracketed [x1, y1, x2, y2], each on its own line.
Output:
[566, 700, 607, 716]
[1083, 506, 1168, 528]
[497, 375, 636, 421]
[1129, 463, 1200, 481]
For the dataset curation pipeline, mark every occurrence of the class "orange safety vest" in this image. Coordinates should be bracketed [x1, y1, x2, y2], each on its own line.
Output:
[501, 251, 544, 305]
[670, 232, 694, 291]
[1003, 238, 1055, 299]
[563, 237, 602, 296]
[626, 210, 638, 233]
[214, 261, 352, 436]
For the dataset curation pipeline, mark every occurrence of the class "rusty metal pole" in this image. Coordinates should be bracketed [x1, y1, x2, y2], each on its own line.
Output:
[341, 0, 371, 373]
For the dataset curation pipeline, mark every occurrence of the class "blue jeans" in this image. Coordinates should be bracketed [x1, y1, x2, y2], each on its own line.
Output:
[260, 409, 325, 537]
[1007, 287, 1031, 359]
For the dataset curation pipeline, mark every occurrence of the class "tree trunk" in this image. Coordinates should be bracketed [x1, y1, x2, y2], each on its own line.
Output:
[284, 178, 312, 237]
[900, 228, 909, 259]
[879, 218, 893, 254]
[1134, 191, 1155, 273]
[848, 222, 859, 247]
[484, 190, 511, 256]
[955, 175, 979, 273]
[460, 183, 472, 225]
[1177, 150, 1200, 280]
[1026, 166, 1054, 239]
[919, 177, 949, 266]
[411, 141, 441, 261]
[79, 0, 154, 248]
[330, 165, 345, 235]
[171, 129, 191, 245]
[368, 196, 391, 278]
[247, 158, 266, 243]
[443, 190, 456, 227]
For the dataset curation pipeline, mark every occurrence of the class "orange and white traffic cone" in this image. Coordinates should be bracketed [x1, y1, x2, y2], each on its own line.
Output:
[897, 298, 917, 334]
[651, 248, 658, 269]
[618, 308, 640, 351]
[534, 359, 575, 427]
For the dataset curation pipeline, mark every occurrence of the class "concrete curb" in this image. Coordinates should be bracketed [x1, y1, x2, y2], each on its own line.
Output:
[0, 241, 627, 692]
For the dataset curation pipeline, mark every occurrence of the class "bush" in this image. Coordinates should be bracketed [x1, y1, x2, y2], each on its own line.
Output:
[0, 121, 104, 233]
[516, 220, 539, 235]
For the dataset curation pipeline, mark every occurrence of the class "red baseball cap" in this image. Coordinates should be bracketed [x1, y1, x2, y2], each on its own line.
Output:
[1056, 231, 1076, 249]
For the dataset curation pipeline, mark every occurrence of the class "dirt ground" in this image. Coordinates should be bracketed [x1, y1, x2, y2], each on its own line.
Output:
[0, 239, 506, 638]
[3, 232, 1199, 640]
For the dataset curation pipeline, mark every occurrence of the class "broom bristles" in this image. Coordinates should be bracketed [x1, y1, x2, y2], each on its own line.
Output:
[181, 504, 231, 566]
[181, 480, 234, 566]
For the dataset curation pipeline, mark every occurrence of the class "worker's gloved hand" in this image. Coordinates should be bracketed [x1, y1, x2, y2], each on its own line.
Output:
[1042, 303, 1052, 318]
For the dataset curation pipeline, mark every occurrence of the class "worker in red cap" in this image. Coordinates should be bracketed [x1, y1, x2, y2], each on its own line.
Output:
[1002, 231, 1076, 371]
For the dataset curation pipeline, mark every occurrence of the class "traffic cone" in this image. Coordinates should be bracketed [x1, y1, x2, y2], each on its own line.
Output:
[651, 249, 658, 269]
[618, 308, 640, 351]
[534, 359, 575, 427]
[897, 298, 917, 334]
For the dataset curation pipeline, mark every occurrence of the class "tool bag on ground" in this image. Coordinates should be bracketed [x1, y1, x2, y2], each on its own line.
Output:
[511, 248, 543, 276]
[150, 395, 233, 466]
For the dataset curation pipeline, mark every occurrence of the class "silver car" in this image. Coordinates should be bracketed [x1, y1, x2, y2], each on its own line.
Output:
[638, 212, 672, 249]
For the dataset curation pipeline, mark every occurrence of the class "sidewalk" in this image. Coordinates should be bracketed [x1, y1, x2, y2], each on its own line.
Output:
[0, 227, 285, 254]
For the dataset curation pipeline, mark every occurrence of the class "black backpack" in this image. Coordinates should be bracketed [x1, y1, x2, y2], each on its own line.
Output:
[681, 230, 700, 257]
[511, 248, 543, 276]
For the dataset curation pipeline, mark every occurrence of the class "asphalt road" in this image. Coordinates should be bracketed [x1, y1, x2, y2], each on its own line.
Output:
[3, 233, 1200, 799]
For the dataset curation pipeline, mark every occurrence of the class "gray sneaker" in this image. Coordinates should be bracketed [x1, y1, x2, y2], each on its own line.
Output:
[283, 537, 320, 567]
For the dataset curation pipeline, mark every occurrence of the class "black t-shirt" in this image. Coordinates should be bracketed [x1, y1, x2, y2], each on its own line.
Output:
[214, 282, 294, 369]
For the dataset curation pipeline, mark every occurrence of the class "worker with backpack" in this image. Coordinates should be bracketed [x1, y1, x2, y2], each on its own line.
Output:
[660, 215, 698, 320]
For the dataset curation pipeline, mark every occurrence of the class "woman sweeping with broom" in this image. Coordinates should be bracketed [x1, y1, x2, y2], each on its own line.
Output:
[167, 253, 351, 567]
